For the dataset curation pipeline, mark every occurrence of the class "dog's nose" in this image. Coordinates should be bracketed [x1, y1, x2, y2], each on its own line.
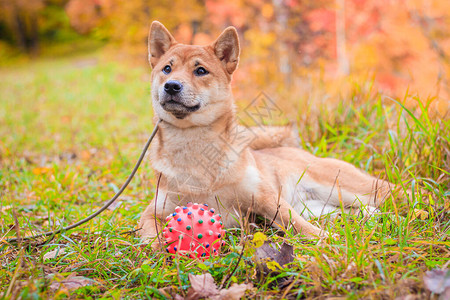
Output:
[164, 80, 183, 96]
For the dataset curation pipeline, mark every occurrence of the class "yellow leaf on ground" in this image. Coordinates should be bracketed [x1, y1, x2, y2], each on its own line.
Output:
[266, 261, 282, 271]
[252, 232, 267, 248]
[412, 209, 429, 221]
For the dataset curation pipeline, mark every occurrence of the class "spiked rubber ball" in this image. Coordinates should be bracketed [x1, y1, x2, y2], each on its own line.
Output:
[163, 202, 225, 259]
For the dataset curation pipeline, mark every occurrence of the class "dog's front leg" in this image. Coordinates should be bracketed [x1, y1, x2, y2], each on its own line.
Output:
[138, 203, 163, 248]
[138, 190, 176, 248]
[256, 196, 325, 238]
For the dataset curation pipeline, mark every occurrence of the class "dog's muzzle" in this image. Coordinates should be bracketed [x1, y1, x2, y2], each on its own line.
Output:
[160, 96, 200, 119]
[160, 81, 201, 119]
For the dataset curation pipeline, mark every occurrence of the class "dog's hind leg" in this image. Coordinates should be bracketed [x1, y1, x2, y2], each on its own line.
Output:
[254, 192, 325, 238]
[304, 156, 393, 209]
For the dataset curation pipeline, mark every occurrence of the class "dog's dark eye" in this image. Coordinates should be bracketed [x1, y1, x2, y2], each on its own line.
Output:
[162, 65, 171, 74]
[194, 67, 209, 76]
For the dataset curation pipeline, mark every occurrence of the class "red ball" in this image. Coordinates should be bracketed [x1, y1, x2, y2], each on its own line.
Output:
[163, 202, 225, 259]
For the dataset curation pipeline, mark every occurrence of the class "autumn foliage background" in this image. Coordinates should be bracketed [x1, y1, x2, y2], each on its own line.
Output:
[0, 0, 449, 114]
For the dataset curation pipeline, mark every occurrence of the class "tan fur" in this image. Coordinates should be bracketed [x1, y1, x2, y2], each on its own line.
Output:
[139, 21, 393, 243]
[246, 124, 300, 150]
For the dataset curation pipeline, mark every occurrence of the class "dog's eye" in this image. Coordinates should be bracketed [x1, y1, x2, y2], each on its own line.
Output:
[162, 65, 171, 74]
[194, 67, 209, 76]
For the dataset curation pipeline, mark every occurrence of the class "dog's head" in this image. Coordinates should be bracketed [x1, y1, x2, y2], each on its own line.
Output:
[149, 21, 240, 128]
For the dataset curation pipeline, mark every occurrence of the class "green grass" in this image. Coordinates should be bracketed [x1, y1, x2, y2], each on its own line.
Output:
[0, 52, 449, 299]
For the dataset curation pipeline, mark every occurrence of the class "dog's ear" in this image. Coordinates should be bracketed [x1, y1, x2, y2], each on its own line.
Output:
[148, 21, 177, 68]
[212, 27, 240, 74]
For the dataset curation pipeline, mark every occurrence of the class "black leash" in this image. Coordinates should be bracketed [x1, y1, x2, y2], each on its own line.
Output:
[5, 119, 162, 244]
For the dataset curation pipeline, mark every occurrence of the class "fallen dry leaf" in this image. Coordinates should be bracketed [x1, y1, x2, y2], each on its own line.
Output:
[186, 273, 219, 300]
[43, 247, 67, 260]
[216, 282, 253, 300]
[49, 275, 98, 292]
[185, 273, 252, 300]
[410, 208, 429, 222]
[254, 241, 294, 273]
[253, 241, 295, 289]
[275, 243, 294, 266]
[423, 269, 450, 294]
[255, 241, 278, 262]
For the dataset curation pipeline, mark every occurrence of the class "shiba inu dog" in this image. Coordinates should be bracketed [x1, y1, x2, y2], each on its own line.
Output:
[139, 21, 392, 242]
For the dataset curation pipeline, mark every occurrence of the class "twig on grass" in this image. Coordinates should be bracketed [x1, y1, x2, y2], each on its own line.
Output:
[320, 170, 341, 218]
[12, 209, 21, 248]
[268, 187, 282, 228]
[154, 172, 163, 249]
[120, 228, 141, 236]
[248, 195, 256, 230]
[220, 241, 246, 289]
[174, 250, 183, 292]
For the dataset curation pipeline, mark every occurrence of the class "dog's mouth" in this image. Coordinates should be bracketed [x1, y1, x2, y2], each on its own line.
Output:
[161, 99, 201, 119]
